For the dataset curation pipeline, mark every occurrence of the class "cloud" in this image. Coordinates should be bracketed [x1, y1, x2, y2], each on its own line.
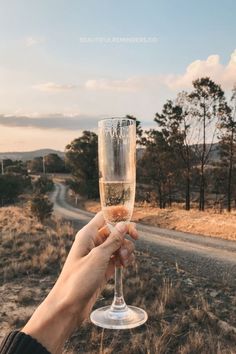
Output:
[85, 50, 236, 94]
[33, 82, 77, 92]
[85, 77, 143, 92]
[25, 36, 44, 47]
[0, 114, 100, 130]
[165, 49, 236, 90]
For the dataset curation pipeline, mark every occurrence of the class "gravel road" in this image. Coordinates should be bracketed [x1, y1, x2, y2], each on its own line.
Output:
[51, 182, 236, 285]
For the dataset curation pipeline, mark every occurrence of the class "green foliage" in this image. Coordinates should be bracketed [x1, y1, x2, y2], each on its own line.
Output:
[217, 86, 236, 211]
[44, 153, 66, 173]
[66, 179, 81, 195]
[139, 78, 233, 210]
[61, 78, 236, 211]
[154, 96, 197, 210]
[1, 159, 28, 176]
[33, 176, 54, 195]
[0, 174, 31, 205]
[139, 129, 178, 208]
[30, 195, 53, 222]
[5, 163, 28, 175]
[65, 131, 99, 198]
[126, 115, 143, 144]
[27, 154, 67, 174]
[187, 77, 227, 210]
[27, 157, 44, 173]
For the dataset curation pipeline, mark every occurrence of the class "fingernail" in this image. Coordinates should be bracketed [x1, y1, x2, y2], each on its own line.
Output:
[116, 222, 127, 233]
[120, 248, 128, 258]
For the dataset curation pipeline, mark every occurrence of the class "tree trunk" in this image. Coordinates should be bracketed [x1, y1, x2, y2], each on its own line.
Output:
[227, 130, 234, 212]
[185, 167, 191, 210]
[199, 166, 205, 211]
[199, 103, 206, 211]
[168, 178, 172, 207]
[158, 185, 163, 209]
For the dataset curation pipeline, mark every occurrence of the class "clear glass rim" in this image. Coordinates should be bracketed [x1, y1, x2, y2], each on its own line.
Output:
[98, 117, 136, 126]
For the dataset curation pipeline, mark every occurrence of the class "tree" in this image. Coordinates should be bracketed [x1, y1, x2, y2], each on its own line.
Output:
[66, 178, 82, 205]
[44, 153, 65, 173]
[27, 157, 44, 173]
[155, 96, 196, 210]
[30, 195, 53, 222]
[218, 85, 236, 211]
[65, 131, 99, 199]
[139, 129, 177, 208]
[126, 115, 143, 145]
[33, 176, 54, 195]
[5, 161, 28, 175]
[189, 77, 226, 211]
[0, 174, 30, 205]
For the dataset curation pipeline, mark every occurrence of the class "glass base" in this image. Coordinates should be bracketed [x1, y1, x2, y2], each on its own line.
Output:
[90, 305, 148, 329]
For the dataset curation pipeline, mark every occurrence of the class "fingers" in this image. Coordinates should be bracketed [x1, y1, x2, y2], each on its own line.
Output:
[118, 239, 135, 267]
[97, 225, 110, 245]
[88, 211, 105, 231]
[98, 222, 128, 258]
[128, 223, 138, 240]
[97, 222, 138, 244]
[106, 251, 135, 280]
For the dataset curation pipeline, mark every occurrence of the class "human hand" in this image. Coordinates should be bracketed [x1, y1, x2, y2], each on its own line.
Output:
[51, 211, 138, 321]
[23, 212, 138, 354]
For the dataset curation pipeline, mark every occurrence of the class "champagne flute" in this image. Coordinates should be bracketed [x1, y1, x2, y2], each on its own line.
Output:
[90, 117, 148, 329]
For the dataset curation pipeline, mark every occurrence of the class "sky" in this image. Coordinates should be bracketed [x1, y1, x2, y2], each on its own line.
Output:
[0, 0, 236, 152]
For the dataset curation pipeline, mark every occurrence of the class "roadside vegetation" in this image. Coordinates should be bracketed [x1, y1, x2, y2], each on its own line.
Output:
[65, 78, 236, 214]
[0, 206, 235, 353]
[1, 75, 236, 353]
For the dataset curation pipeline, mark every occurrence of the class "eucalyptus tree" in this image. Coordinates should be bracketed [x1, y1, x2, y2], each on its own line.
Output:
[140, 128, 177, 208]
[65, 131, 98, 199]
[155, 95, 196, 210]
[218, 85, 236, 211]
[189, 77, 226, 211]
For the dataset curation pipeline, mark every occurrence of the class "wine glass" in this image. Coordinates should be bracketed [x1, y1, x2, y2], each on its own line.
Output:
[90, 117, 148, 329]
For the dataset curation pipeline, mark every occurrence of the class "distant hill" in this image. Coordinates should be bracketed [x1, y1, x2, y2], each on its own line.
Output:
[0, 149, 65, 161]
[0, 144, 221, 163]
[192, 143, 221, 162]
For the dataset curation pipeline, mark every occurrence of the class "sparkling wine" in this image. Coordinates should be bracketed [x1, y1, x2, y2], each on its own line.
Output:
[90, 117, 147, 330]
[99, 180, 135, 225]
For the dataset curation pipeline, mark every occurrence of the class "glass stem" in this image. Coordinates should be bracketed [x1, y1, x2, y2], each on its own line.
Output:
[111, 265, 127, 311]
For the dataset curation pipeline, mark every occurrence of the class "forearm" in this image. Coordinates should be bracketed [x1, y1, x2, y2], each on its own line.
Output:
[22, 295, 78, 354]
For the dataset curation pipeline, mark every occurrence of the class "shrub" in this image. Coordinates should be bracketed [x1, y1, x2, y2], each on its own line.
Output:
[30, 195, 53, 222]
[33, 176, 54, 195]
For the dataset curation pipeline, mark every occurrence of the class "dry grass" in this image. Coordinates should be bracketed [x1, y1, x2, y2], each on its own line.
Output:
[0, 206, 236, 353]
[0, 206, 74, 282]
[83, 200, 236, 241]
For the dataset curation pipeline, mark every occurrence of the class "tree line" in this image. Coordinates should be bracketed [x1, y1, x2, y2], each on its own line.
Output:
[65, 77, 236, 212]
[0, 76, 235, 213]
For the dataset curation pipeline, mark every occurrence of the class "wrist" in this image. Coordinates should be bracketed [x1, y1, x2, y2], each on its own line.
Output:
[22, 295, 79, 354]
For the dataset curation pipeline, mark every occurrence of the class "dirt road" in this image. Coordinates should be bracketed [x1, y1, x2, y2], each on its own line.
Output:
[51, 182, 236, 285]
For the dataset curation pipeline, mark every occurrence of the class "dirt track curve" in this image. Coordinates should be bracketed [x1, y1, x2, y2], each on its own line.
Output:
[51, 182, 236, 285]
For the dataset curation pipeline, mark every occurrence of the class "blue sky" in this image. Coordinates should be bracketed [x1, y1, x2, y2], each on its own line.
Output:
[0, 0, 235, 151]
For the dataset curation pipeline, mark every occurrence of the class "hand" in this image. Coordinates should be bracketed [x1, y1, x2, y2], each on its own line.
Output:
[50, 212, 138, 321]
[22, 212, 138, 354]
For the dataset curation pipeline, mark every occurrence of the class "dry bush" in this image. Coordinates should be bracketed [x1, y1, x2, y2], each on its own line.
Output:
[0, 206, 74, 282]
[1, 206, 236, 353]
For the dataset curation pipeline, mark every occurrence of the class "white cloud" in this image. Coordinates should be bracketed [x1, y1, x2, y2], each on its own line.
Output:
[85, 77, 142, 92]
[33, 82, 77, 92]
[25, 36, 44, 47]
[84, 50, 236, 95]
[165, 49, 236, 90]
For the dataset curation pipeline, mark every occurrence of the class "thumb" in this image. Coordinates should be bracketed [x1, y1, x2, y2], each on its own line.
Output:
[99, 222, 128, 258]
